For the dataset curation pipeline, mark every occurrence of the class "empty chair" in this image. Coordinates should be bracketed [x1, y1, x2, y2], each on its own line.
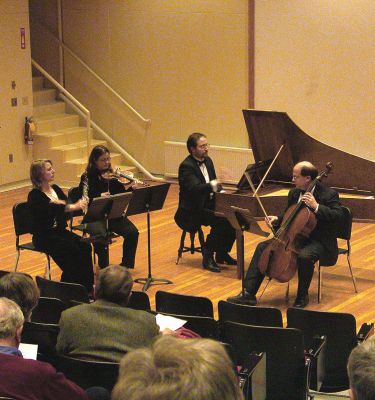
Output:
[31, 297, 66, 324]
[221, 321, 323, 400]
[21, 321, 59, 357]
[158, 312, 219, 339]
[127, 290, 151, 311]
[36, 276, 90, 307]
[155, 290, 214, 317]
[49, 354, 119, 391]
[218, 300, 283, 328]
[12, 202, 51, 279]
[287, 307, 373, 392]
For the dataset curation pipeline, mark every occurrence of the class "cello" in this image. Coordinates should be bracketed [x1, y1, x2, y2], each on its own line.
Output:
[258, 162, 333, 283]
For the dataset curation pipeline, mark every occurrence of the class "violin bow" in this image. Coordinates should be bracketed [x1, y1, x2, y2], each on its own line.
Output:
[244, 143, 285, 236]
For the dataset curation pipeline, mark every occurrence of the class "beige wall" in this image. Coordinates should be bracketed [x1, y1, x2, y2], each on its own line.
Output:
[0, 0, 33, 186]
[254, 0, 375, 161]
[61, 0, 250, 173]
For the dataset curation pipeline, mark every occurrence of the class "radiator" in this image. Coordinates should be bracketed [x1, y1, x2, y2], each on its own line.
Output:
[164, 141, 254, 184]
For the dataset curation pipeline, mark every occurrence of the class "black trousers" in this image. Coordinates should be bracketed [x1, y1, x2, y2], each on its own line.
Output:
[244, 238, 337, 298]
[200, 209, 236, 255]
[33, 229, 94, 292]
[85, 216, 139, 268]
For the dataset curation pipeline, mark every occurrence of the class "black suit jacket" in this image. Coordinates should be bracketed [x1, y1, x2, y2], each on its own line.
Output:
[279, 182, 342, 261]
[175, 155, 217, 230]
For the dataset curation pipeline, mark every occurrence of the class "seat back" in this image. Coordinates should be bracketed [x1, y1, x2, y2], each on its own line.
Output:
[50, 355, 119, 391]
[155, 290, 214, 317]
[12, 202, 33, 237]
[222, 321, 307, 400]
[337, 207, 352, 241]
[127, 291, 151, 311]
[158, 312, 219, 339]
[218, 300, 283, 328]
[287, 307, 357, 391]
[31, 297, 66, 324]
[36, 276, 90, 306]
[21, 321, 59, 356]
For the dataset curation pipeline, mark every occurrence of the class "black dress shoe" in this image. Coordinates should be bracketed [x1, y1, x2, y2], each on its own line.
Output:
[216, 253, 237, 265]
[293, 294, 309, 308]
[227, 290, 257, 305]
[203, 254, 221, 273]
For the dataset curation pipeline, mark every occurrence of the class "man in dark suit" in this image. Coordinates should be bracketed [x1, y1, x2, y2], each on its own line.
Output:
[228, 161, 342, 308]
[175, 132, 236, 272]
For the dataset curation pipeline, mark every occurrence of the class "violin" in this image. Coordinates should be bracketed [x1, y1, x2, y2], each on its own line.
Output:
[258, 162, 333, 283]
[101, 168, 148, 187]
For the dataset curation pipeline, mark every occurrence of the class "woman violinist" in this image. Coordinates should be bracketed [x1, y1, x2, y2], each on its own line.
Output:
[28, 159, 94, 292]
[228, 161, 342, 308]
[79, 145, 139, 269]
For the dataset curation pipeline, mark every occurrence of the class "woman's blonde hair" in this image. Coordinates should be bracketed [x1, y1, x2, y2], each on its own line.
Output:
[30, 159, 52, 188]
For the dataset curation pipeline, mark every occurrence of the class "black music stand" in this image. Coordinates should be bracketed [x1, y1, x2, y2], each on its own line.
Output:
[126, 183, 172, 291]
[225, 206, 269, 295]
[82, 192, 132, 242]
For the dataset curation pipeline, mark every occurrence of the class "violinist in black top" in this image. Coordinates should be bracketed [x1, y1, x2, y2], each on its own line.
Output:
[28, 159, 94, 292]
[79, 145, 139, 268]
[228, 161, 342, 308]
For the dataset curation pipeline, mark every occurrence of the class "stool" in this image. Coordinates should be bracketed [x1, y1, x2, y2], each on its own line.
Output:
[176, 228, 205, 265]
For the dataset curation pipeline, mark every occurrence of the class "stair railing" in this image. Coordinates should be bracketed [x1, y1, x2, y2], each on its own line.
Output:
[32, 59, 92, 158]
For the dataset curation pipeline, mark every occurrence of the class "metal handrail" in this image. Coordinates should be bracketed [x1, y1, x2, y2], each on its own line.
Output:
[59, 93, 162, 181]
[32, 59, 91, 158]
[31, 17, 151, 127]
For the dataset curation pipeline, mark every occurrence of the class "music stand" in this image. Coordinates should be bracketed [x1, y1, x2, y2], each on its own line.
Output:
[225, 206, 268, 295]
[82, 192, 132, 241]
[126, 183, 172, 291]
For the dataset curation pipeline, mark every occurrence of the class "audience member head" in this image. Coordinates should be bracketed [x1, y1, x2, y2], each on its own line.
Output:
[30, 159, 53, 188]
[0, 297, 24, 347]
[186, 132, 207, 154]
[95, 265, 133, 306]
[347, 336, 375, 400]
[0, 272, 39, 321]
[112, 335, 243, 400]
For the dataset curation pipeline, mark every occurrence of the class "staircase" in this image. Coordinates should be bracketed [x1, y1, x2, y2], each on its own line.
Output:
[32, 76, 136, 188]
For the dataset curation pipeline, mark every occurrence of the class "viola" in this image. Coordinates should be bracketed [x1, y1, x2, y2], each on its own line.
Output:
[258, 162, 333, 282]
[101, 168, 148, 187]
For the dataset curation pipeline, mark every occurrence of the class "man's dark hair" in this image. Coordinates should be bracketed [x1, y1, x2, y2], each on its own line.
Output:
[300, 164, 318, 180]
[95, 265, 133, 306]
[186, 133, 206, 154]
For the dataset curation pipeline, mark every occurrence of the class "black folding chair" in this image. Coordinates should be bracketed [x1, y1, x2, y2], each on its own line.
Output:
[12, 202, 51, 279]
[218, 300, 283, 328]
[317, 206, 358, 302]
[158, 312, 219, 339]
[31, 297, 66, 324]
[47, 354, 119, 391]
[221, 321, 325, 400]
[287, 307, 373, 392]
[155, 290, 213, 317]
[127, 290, 151, 311]
[36, 276, 90, 307]
[21, 321, 59, 357]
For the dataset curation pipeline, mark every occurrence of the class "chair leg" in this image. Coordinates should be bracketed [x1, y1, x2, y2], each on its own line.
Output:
[45, 254, 51, 280]
[318, 263, 322, 303]
[176, 230, 187, 265]
[347, 253, 358, 293]
[189, 232, 196, 254]
[285, 282, 290, 300]
[14, 250, 21, 272]
[197, 228, 205, 252]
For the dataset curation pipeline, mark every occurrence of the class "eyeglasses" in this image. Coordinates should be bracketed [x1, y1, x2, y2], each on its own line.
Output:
[198, 143, 210, 149]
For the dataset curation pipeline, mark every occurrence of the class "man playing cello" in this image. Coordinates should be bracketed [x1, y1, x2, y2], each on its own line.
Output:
[228, 161, 342, 308]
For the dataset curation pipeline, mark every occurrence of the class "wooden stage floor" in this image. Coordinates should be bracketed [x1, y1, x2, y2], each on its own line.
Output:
[1, 183, 374, 326]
